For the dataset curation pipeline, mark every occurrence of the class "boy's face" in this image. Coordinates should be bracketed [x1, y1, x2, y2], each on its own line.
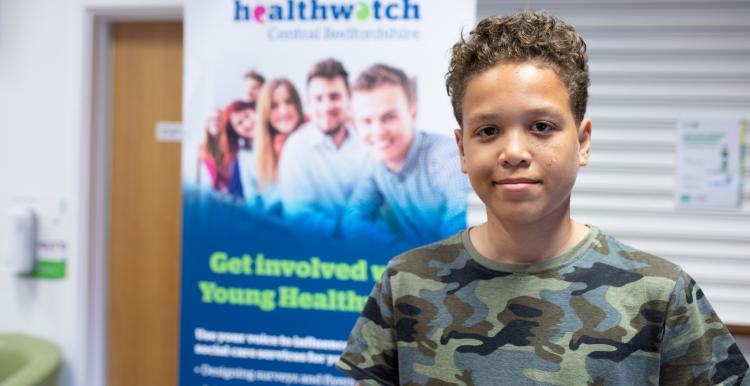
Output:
[307, 76, 351, 135]
[352, 84, 416, 171]
[455, 62, 591, 226]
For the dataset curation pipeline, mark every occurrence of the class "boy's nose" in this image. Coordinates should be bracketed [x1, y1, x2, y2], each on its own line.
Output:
[500, 129, 531, 167]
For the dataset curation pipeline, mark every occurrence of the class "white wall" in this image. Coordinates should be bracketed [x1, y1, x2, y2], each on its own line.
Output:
[0, 1, 180, 385]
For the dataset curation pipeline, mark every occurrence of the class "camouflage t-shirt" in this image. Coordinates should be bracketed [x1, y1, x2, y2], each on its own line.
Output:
[337, 227, 750, 385]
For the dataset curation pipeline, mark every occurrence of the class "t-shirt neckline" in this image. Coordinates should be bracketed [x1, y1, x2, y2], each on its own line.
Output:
[461, 225, 598, 274]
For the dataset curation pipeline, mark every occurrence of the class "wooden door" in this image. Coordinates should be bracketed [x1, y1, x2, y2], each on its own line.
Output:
[108, 22, 183, 386]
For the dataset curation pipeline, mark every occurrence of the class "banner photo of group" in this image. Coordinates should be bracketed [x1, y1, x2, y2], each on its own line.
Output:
[180, 1, 476, 384]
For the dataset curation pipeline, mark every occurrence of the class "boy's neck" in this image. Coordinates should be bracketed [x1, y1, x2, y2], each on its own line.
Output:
[471, 208, 589, 265]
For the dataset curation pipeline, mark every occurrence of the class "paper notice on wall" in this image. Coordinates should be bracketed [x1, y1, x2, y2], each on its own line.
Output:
[675, 118, 747, 209]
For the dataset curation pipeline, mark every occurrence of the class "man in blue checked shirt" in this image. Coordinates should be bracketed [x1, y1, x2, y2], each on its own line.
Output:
[343, 63, 469, 248]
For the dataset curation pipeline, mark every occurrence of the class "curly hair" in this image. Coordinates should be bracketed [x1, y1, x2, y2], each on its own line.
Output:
[446, 10, 589, 126]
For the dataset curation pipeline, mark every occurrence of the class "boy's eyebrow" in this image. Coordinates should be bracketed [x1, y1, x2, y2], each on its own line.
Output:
[463, 111, 504, 127]
[464, 108, 567, 128]
[522, 108, 566, 122]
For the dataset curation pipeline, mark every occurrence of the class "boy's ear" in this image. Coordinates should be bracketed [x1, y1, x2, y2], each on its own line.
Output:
[454, 128, 468, 173]
[577, 117, 592, 167]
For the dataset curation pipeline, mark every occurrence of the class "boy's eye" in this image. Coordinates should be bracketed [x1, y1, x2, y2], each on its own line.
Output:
[531, 122, 553, 133]
[478, 127, 498, 137]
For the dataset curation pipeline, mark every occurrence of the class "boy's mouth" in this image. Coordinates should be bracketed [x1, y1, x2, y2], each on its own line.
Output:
[494, 178, 541, 192]
[495, 178, 541, 184]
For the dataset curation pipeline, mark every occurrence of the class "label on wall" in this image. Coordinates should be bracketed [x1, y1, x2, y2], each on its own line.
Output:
[675, 118, 747, 209]
[180, 1, 475, 385]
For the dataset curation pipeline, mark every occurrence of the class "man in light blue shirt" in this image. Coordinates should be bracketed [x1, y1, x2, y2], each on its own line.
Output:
[278, 58, 367, 237]
[343, 64, 469, 247]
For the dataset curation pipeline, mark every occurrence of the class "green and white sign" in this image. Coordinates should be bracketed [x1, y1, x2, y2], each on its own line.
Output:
[11, 197, 69, 279]
[675, 118, 747, 209]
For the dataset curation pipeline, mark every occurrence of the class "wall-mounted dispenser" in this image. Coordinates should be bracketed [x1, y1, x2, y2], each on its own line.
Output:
[2, 206, 37, 275]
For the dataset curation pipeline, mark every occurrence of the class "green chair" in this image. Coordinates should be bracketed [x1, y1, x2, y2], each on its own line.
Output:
[0, 334, 61, 386]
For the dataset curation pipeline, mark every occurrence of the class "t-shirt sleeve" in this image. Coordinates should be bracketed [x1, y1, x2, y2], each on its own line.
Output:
[659, 270, 750, 385]
[336, 270, 398, 386]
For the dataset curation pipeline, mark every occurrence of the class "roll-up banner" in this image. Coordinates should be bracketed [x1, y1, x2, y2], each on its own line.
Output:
[180, 1, 476, 384]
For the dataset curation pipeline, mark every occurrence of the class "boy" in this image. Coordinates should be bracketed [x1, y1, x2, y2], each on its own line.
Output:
[336, 11, 749, 385]
[343, 64, 468, 248]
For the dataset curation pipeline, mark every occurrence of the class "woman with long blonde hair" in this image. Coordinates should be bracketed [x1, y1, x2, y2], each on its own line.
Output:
[254, 78, 304, 209]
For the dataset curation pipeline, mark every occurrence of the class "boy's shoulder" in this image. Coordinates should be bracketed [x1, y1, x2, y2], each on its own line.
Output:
[586, 227, 685, 280]
[588, 228, 704, 303]
[384, 231, 468, 281]
[381, 227, 688, 298]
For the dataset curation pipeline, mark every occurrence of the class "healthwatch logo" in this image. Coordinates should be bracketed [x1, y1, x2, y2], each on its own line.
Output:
[233, 0, 421, 23]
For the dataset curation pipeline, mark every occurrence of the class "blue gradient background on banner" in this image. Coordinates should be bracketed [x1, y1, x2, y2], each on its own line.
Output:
[180, 188, 413, 384]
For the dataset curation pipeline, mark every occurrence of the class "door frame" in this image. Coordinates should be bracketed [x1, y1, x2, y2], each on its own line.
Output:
[85, 6, 182, 386]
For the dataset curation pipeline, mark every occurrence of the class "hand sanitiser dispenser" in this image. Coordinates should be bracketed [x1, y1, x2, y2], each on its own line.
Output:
[2, 206, 37, 275]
